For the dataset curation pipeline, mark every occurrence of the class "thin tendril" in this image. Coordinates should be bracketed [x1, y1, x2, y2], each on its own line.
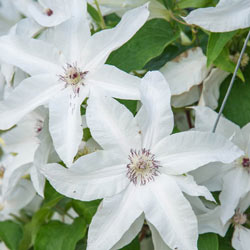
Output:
[212, 30, 250, 133]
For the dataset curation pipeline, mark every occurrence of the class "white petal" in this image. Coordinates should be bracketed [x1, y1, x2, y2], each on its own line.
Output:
[40, 150, 129, 201]
[190, 162, 231, 192]
[41, 1, 90, 63]
[0, 35, 65, 75]
[199, 68, 230, 110]
[241, 123, 250, 155]
[136, 71, 173, 149]
[87, 184, 143, 250]
[148, 223, 171, 250]
[193, 106, 240, 139]
[14, 17, 42, 38]
[198, 206, 230, 236]
[82, 4, 149, 70]
[139, 175, 198, 250]
[173, 174, 215, 202]
[4, 179, 36, 213]
[232, 226, 250, 250]
[160, 47, 209, 96]
[49, 87, 88, 167]
[86, 94, 141, 156]
[220, 168, 250, 224]
[155, 131, 243, 175]
[171, 85, 200, 108]
[2, 163, 31, 197]
[183, 0, 250, 32]
[31, 119, 53, 197]
[111, 214, 144, 250]
[0, 74, 61, 130]
[87, 64, 141, 100]
[28, 0, 71, 27]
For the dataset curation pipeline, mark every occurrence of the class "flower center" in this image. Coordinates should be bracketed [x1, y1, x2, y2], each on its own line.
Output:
[59, 63, 88, 96]
[232, 212, 247, 225]
[35, 119, 43, 134]
[127, 149, 161, 185]
[242, 157, 250, 168]
[44, 8, 53, 16]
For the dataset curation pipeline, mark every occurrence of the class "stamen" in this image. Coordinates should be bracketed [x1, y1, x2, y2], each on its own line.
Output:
[45, 8, 53, 16]
[232, 211, 247, 225]
[127, 149, 161, 185]
[59, 63, 88, 96]
[35, 119, 43, 134]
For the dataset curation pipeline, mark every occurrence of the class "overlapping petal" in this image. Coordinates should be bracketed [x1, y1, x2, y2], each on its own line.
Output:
[154, 131, 243, 174]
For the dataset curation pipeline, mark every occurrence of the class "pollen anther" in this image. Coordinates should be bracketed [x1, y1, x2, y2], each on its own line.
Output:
[127, 149, 161, 185]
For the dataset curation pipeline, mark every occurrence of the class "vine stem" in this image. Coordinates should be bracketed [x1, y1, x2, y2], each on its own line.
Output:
[94, 0, 106, 29]
[212, 30, 250, 133]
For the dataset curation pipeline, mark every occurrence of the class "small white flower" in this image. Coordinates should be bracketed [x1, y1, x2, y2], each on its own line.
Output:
[198, 193, 250, 250]
[183, 0, 250, 32]
[41, 71, 242, 250]
[193, 106, 250, 223]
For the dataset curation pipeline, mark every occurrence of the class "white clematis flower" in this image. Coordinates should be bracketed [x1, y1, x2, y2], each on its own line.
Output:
[192, 106, 250, 224]
[0, 1, 149, 166]
[160, 47, 210, 108]
[198, 193, 250, 250]
[41, 71, 242, 250]
[183, 0, 250, 32]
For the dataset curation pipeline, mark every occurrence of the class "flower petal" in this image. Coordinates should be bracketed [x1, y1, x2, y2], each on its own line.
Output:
[173, 174, 215, 202]
[41, 0, 90, 63]
[160, 47, 209, 96]
[232, 225, 250, 250]
[49, 87, 88, 166]
[0, 35, 65, 75]
[193, 106, 240, 139]
[87, 184, 143, 250]
[82, 4, 149, 70]
[87, 64, 141, 100]
[111, 214, 144, 250]
[155, 131, 243, 175]
[40, 150, 129, 201]
[139, 174, 198, 250]
[219, 167, 250, 224]
[136, 71, 173, 149]
[183, 0, 250, 32]
[148, 222, 171, 250]
[86, 94, 141, 155]
[197, 206, 230, 236]
[0, 74, 62, 130]
[199, 68, 230, 110]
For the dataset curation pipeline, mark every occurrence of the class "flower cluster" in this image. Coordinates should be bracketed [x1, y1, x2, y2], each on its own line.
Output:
[0, 0, 249, 250]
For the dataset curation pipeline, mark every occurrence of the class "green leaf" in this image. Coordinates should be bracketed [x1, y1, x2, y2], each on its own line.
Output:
[207, 31, 237, 66]
[0, 221, 23, 250]
[19, 182, 65, 249]
[178, 0, 217, 8]
[107, 19, 180, 73]
[117, 99, 138, 116]
[34, 217, 87, 250]
[87, 3, 101, 25]
[120, 237, 140, 250]
[198, 233, 218, 250]
[218, 63, 250, 127]
[214, 47, 244, 82]
[73, 200, 101, 224]
[218, 226, 234, 250]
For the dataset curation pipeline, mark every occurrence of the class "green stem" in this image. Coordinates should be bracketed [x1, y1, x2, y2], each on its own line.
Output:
[94, 0, 106, 29]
